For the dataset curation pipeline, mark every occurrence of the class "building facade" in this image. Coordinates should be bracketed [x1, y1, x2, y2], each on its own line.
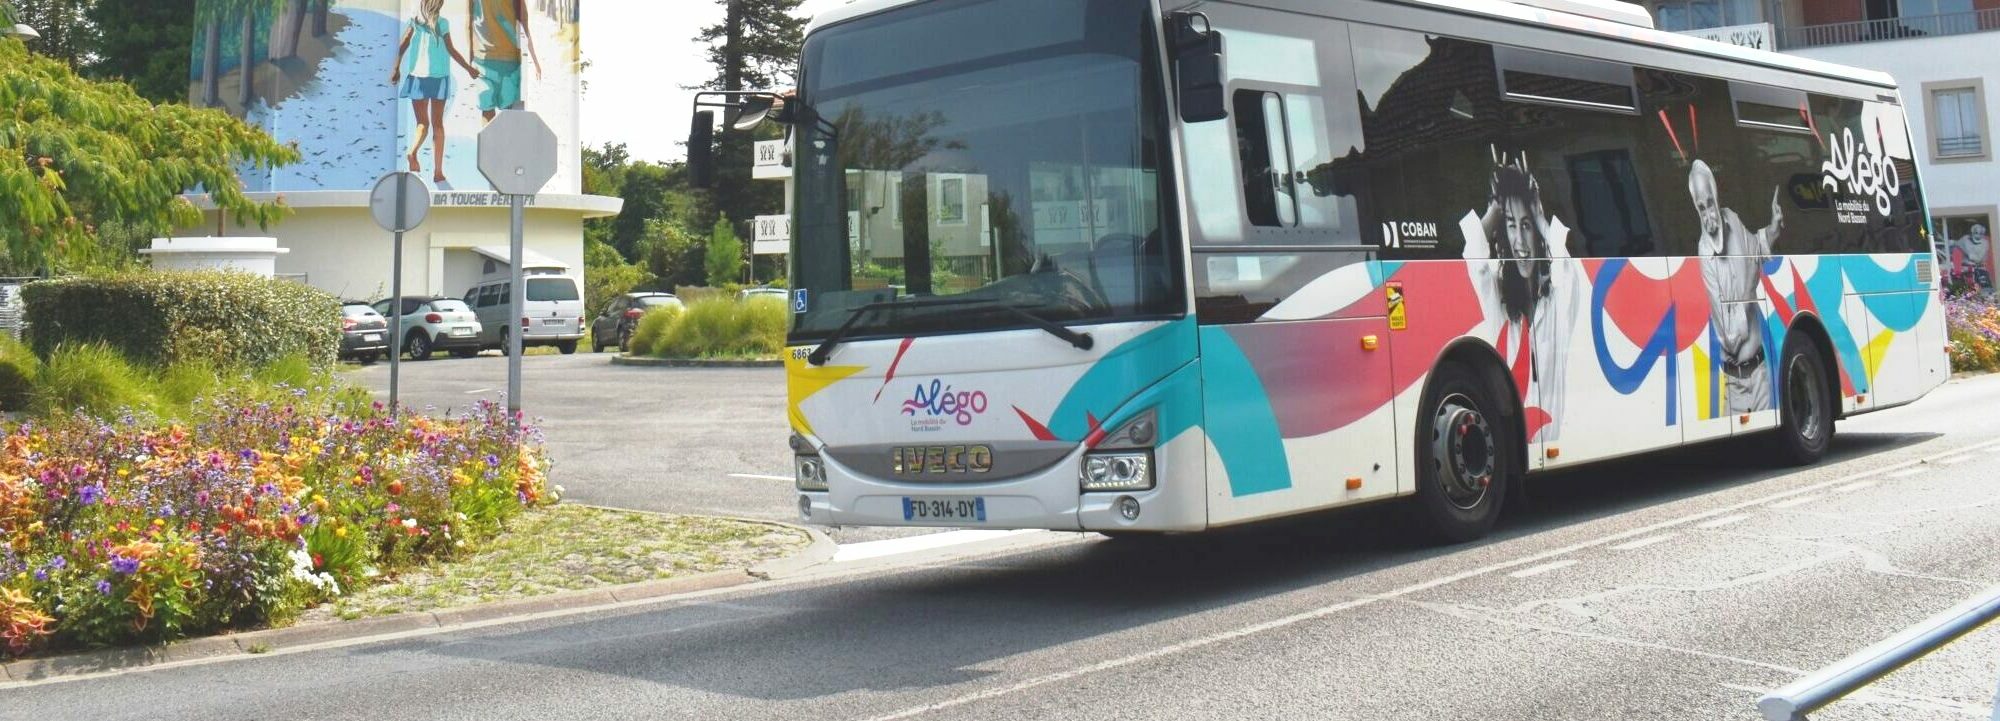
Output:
[1629, 0, 1999, 291]
[181, 0, 618, 301]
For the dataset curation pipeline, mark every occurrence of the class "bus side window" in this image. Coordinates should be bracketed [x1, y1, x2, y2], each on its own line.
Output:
[1233, 90, 1297, 227]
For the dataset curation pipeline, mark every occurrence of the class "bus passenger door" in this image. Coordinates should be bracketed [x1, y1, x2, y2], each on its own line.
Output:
[1172, 6, 1400, 524]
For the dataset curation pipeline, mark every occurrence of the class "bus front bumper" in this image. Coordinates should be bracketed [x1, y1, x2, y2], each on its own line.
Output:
[795, 431, 1209, 533]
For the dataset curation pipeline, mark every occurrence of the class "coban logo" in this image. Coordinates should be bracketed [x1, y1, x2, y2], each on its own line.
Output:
[1820, 127, 1901, 217]
[901, 379, 988, 426]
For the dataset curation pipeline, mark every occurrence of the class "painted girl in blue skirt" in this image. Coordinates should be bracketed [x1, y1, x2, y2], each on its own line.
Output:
[391, 0, 481, 184]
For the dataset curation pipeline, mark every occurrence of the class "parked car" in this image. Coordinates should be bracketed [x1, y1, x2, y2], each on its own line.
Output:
[372, 296, 482, 361]
[591, 292, 684, 352]
[464, 273, 587, 355]
[338, 302, 390, 364]
[739, 287, 789, 303]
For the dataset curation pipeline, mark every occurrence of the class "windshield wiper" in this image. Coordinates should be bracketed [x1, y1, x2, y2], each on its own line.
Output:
[806, 297, 1093, 366]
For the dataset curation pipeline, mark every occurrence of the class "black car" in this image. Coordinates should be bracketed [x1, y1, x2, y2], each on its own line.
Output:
[590, 292, 684, 352]
[339, 302, 390, 364]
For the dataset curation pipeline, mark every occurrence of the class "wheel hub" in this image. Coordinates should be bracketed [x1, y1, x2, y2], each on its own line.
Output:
[1432, 396, 1494, 509]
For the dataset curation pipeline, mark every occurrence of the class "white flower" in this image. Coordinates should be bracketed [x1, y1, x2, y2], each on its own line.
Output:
[401, 518, 418, 529]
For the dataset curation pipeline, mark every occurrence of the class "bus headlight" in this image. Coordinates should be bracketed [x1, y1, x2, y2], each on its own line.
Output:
[1081, 451, 1151, 492]
[796, 455, 828, 492]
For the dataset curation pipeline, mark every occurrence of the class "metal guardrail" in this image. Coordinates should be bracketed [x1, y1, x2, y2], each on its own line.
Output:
[1757, 583, 2000, 721]
[1779, 8, 2000, 49]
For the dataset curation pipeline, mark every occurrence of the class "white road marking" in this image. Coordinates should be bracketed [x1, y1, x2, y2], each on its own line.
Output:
[463, 388, 493, 394]
[1506, 560, 1579, 578]
[854, 440, 2000, 721]
[832, 530, 1041, 563]
[1768, 495, 1820, 509]
[1610, 533, 1677, 551]
[1833, 480, 1876, 493]
[1938, 454, 1976, 465]
[1697, 515, 1747, 529]
[1887, 467, 1928, 478]
[728, 473, 793, 482]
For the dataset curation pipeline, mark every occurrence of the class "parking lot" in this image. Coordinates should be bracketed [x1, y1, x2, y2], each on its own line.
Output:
[347, 353, 929, 543]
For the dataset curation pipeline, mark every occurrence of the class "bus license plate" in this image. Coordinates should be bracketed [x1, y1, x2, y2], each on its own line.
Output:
[902, 496, 986, 522]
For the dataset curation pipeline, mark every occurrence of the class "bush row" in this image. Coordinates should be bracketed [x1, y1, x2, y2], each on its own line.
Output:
[20, 271, 340, 370]
[628, 297, 787, 360]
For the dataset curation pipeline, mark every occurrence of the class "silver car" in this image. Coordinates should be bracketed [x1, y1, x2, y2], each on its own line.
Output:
[372, 297, 483, 361]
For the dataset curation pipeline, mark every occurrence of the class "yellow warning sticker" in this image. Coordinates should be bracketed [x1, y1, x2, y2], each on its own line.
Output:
[1386, 282, 1406, 330]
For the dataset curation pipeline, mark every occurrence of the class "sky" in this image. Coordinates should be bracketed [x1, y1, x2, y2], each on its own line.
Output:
[582, 0, 850, 164]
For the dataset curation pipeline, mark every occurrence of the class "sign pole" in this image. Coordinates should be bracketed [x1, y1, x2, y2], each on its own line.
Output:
[507, 194, 525, 431]
[475, 109, 558, 438]
[371, 171, 429, 414]
[389, 223, 403, 411]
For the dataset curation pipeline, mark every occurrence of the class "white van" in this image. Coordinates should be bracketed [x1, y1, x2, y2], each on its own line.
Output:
[464, 270, 586, 355]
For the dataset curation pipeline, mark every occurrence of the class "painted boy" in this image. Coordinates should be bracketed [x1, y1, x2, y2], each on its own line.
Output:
[469, 0, 543, 119]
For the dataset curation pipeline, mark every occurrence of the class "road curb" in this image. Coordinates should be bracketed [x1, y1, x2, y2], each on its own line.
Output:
[0, 514, 830, 687]
[608, 354, 782, 368]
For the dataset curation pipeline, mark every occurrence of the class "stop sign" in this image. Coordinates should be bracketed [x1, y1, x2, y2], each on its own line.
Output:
[477, 110, 559, 196]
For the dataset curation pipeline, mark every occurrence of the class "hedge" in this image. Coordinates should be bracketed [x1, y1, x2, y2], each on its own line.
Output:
[20, 271, 340, 369]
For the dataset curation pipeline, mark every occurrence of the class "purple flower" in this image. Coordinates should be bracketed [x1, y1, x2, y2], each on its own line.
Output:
[96, 579, 112, 595]
[77, 484, 104, 505]
[49, 556, 65, 570]
[33, 568, 47, 582]
[110, 555, 140, 575]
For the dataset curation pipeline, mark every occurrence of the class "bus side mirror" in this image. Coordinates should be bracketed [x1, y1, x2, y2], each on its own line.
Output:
[688, 110, 715, 188]
[1168, 12, 1226, 123]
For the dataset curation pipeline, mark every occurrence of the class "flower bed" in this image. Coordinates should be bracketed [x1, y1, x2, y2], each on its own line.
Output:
[1945, 292, 2000, 372]
[0, 396, 551, 659]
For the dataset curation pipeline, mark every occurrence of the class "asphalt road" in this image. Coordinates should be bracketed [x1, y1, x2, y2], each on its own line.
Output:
[14, 374, 2000, 720]
[343, 353, 927, 543]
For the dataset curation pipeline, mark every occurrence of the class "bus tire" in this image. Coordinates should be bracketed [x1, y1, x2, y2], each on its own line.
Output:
[1413, 361, 1512, 544]
[1773, 334, 1834, 466]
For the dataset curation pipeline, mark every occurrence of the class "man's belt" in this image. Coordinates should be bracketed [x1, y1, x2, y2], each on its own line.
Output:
[1721, 347, 1767, 376]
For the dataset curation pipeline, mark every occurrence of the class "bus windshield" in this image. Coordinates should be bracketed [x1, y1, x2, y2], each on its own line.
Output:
[788, 0, 1182, 343]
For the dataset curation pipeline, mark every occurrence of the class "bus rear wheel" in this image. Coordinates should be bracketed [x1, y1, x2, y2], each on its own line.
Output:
[1414, 362, 1513, 544]
[1772, 335, 1834, 466]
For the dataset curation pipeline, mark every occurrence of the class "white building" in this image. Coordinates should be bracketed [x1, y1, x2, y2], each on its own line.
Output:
[179, 0, 619, 301]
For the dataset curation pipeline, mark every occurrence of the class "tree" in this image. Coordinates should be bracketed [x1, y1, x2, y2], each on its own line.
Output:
[84, 0, 197, 104]
[705, 219, 743, 286]
[0, 40, 299, 274]
[695, 0, 805, 94]
[192, 0, 287, 108]
[12, 0, 94, 69]
[695, 0, 801, 251]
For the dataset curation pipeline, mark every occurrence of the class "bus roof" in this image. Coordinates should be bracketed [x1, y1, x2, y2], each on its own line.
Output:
[804, 0, 1897, 91]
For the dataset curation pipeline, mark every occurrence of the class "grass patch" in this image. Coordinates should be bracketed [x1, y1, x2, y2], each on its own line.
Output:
[301, 505, 808, 621]
[634, 298, 785, 360]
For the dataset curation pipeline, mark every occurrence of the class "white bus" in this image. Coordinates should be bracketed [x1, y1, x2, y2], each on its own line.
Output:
[691, 0, 1946, 541]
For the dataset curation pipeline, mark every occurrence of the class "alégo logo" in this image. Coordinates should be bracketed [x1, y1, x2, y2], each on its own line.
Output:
[902, 379, 989, 426]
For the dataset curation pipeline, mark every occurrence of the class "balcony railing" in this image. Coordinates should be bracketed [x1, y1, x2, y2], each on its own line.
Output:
[1938, 135, 1985, 157]
[1779, 7, 2000, 49]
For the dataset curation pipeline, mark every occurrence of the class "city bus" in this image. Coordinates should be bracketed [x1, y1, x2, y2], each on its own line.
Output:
[690, 0, 1947, 541]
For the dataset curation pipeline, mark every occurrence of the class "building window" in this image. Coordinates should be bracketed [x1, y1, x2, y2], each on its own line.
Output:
[1937, 213, 1995, 294]
[1929, 84, 1986, 160]
[1653, 0, 1760, 31]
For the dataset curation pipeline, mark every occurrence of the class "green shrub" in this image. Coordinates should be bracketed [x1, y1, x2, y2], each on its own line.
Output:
[21, 271, 340, 369]
[0, 334, 39, 412]
[649, 298, 786, 359]
[626, 305, 681, 356]
[33, 344, 157, 417]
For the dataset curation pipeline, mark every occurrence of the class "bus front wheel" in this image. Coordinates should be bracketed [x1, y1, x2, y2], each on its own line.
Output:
[1414, 361, 1514, 544]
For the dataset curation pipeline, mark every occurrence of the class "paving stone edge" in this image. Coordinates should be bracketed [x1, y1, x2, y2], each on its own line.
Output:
[608, 354, 783, 368]
[0, 514, 833, 686]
